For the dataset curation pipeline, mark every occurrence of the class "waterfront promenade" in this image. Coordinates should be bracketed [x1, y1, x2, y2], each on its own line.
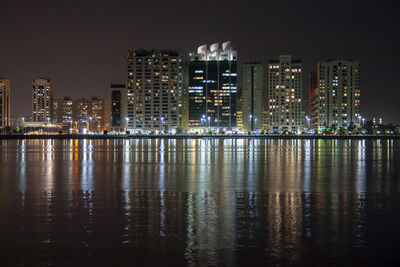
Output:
[1, 134, 399, 140]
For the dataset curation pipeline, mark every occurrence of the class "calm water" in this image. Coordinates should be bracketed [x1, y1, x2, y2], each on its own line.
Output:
[0, 139, 399, 266]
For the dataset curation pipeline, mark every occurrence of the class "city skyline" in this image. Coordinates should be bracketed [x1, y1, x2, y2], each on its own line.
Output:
[0, 0, 399, 123]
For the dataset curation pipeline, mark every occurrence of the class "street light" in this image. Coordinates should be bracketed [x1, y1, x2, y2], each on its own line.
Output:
[160, 117, 164, 133]
[207, 116, 211, 132]
[306, 116, 310, 132]
[125, 117, 129, 133]
[88, 116, 92, 133]
[249, 114, 253, 132]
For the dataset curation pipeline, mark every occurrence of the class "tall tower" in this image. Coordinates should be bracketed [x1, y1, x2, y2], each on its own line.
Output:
[186, 41, 238, 129]
[0, 78, 11, 128]
[108, 83, 126, 132]
[126, 50, 181, 131]
[242, 63, 264, 132]
[307, 72, 317, 116]
[268, 55, 302, 132]
[32, 78, 53, 122]
[311, 60, 360, 128]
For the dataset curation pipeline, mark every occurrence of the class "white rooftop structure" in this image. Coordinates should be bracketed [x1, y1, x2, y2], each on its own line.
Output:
[192, 41, 237, 61]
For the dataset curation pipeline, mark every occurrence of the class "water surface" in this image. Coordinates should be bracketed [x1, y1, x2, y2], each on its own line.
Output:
[0, 139, 399, 266]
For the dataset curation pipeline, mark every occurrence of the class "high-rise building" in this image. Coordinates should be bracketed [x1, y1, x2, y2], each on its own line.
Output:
[186, 41, 237, 129]
[126, 50, 181, 131]
[107, 83, 126, 132]
[268, 55, 302, 132]
[0, 78, 11, 128]
[180, 64, 189, 131]
[89, 97, 105, 132]
[236, 88, 243, 130]
[53, 96, 74, 125]
[75, 98, 90, 131]
[53, 96, 105, 132]
[311, 60, 360, 128]
[242, 63, 264, 131]
[32, 78, 53, 122]
[307, 72, 317, 116]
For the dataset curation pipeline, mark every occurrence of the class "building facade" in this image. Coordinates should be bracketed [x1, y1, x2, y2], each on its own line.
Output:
[307, 72, 317, 116]
[108, 84, 126, 132]
[32, 78, 53, 122]
[268, 55, 302, 132]
[75, 98, 90, 131]
[89, 97, 105, 132]
[53, 96, 74, 125]
[186, 42, 237, 129]
[126, 50, 181, 131]
[311, 60, 360, 128]
[242, 63, 264, 132]
[0, 78, 11, 128]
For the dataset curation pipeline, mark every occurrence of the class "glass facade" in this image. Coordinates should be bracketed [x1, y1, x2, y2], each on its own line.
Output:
[187, 42, 237, 129]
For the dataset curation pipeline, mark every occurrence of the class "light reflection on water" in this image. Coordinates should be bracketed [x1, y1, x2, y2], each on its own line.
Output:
[0, 139, 399, 266]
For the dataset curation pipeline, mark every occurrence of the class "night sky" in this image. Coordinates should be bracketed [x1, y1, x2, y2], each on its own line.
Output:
[1, 0, 399, 123]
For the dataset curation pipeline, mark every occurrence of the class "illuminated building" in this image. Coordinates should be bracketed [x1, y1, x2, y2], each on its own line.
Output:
[108, 83, 126, 132]
[186, 41, 237, 129]
[0, 78, 11, 128]
[32, 78, 53, 122]
[311, 60, 360, 128]
[126, 50, 181, 131]
[52, 96, 105, 132]
[180, 64, 189, 131]
[53, 96, 73, 124]
[307, 72, 317, 116]
[75, 98, 89, 131]
[89, 97, 105, 132]
[236, 90, 243, 130]
[268, 55, 303, 132]
[242, 63, 264, 131]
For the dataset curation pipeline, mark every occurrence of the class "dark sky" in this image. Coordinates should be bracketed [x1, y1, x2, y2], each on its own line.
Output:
[1, 0, 399, 123]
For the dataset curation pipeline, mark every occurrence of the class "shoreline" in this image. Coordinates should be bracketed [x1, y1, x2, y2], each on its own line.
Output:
[1, 134, 399, 140]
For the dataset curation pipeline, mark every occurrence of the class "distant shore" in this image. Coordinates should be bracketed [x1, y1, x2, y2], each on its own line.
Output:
[1, 134, 399, 140]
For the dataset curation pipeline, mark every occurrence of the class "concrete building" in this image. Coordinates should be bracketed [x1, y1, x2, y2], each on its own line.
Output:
[180, 64, 189, 131]
[89, 97, 106, 132]
[32, 78, 53, 122]
[186, 41, 237, 129]
[53, 96, 74, 125]
[53, 96, 105, 133]
[307, 72, 317, 116]
[268, 55, 302, 132]
[75, 98, 90, 132]
[126, 50, 181, 131]
[107, 83, 126, 132]
[0, 78, 11, 128]
[311, 60, 360, 129]
[242, 63, 264, 132]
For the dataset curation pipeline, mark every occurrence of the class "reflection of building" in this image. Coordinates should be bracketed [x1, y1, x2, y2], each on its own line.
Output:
[126, 50, 181, 131]
[242, 63, 264, 131]
[32, 78, 53, 122]
[268, 56, 302, 132]
[186, 42, 237, 129]
[107, 83, 126, 132]
[311, 60, 360, 128]
[0, 78, 11, 128]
